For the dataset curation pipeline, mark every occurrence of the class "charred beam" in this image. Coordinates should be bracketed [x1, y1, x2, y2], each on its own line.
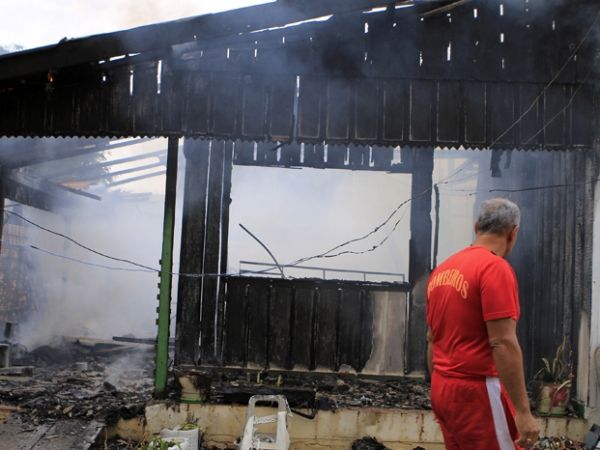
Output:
[0, 1, 396, 83]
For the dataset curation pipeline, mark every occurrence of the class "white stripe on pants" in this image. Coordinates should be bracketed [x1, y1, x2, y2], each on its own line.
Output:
[485, 377, 515, 450]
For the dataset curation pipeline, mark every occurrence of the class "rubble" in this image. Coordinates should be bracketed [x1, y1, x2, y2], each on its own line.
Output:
[0, 339, 153, 426]
[206, 371, 432, 411]
[531, 436, 586, 450]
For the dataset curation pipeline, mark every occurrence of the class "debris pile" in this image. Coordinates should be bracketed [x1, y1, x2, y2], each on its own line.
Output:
[0, 338, 153, 426]
[207, 371, 431, 411]
[531, 436, 586, 450]
[351, 436, 425, 450]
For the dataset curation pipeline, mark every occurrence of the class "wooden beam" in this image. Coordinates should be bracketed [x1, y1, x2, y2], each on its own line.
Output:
[406, 147, 434, 374]
[0, 1, 396, 83]
[175, 139, 210, 366]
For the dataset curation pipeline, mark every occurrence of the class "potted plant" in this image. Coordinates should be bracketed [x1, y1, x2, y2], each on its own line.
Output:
[533, 338, 573, 416]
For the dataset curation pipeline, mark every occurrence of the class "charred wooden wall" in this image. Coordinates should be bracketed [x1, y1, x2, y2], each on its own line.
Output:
[0, 1, 596, 152]
[213, 276, 409, 374]
[475, 150, 598, 380]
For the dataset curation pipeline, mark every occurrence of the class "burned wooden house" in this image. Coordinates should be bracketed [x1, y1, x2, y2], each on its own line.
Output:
[0, 0, 599, 428]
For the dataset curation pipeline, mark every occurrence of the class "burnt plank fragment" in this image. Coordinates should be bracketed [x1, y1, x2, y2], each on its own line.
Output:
[184, 72, 211, 135]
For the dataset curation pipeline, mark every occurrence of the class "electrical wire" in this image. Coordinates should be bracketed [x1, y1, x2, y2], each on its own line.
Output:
[487, 8, 600, 150]
[4, 176, 596, 277]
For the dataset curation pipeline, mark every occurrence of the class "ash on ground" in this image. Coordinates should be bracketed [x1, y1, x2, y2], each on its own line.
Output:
[206, 370, 431, 411]
[0, 338, 154, 426]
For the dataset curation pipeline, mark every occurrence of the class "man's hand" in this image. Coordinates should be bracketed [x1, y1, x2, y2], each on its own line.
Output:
[514, 411, 540, 448]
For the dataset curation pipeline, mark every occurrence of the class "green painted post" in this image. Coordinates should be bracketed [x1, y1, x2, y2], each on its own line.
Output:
[155, 136, 179, 397]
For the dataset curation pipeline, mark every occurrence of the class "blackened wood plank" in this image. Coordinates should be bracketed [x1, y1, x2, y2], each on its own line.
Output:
[175, 139, 209, 366]
[132, 61, 158, 134]
[291, 286, 316, 370]
[326, 79, 352, 141]
[326, 145, 347, 168]
[268, 283, 293, 369]
[354, 79, 379, 142]
[280, 143, 301, 166]
[298, 77, 324, 140]
[160, 59, 184, 134]
[543, 85, 567, 147]
[518, 84, 543, 147]
[409, 80, 433, 143]
[246, 280, 271, 368]
[382, 80, 405, 142]
[199, 141, 226, 364]
[233, 140, 255, 165]
[211, 76, 240, 136]
[406, 147, 433, 373]
[105, 65, 131, 135]
[222, 278, 250, 366]
[269, 76, 295, 141]
[437, 81, 460, 144]
[463, 81, 487, 145]
[337, 288, 363, 371]
[185, 72, 211, 134]
[241, 75, 268, 138]
[490, 83, 516, 146]
[314, 286, 339, 370]
[371, 146, 393, 170]
[359, 289, 374, 370]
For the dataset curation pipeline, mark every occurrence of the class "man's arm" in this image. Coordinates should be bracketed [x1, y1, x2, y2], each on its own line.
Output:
[426, 326, 433, 375]
[486, 318, 540, 447]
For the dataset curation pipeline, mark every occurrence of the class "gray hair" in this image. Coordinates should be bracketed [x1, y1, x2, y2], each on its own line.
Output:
[475, 198, 521, 235]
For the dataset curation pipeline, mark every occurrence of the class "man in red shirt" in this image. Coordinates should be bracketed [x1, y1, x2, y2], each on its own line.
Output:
[426, 198, 539, 450]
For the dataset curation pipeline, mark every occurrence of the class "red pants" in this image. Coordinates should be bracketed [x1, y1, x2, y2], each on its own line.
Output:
[431, 371, 524, 450]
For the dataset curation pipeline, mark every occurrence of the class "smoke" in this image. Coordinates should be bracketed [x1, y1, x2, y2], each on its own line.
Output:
[6, 138, 184, 351]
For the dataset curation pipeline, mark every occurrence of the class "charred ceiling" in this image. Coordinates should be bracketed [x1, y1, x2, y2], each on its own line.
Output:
[0, 0, 597, 153]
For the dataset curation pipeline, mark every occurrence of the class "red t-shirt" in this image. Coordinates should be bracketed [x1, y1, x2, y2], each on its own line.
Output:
[426, 246, 520, 378]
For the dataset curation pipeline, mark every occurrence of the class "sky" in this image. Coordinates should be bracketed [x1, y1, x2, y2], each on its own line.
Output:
[1, 0, 273, 50]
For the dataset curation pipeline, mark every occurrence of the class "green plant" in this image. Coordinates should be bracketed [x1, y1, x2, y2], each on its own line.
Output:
[143, 437, 182, 450]
[533, 337, 574, 416]
[534, 337, 573, 386]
